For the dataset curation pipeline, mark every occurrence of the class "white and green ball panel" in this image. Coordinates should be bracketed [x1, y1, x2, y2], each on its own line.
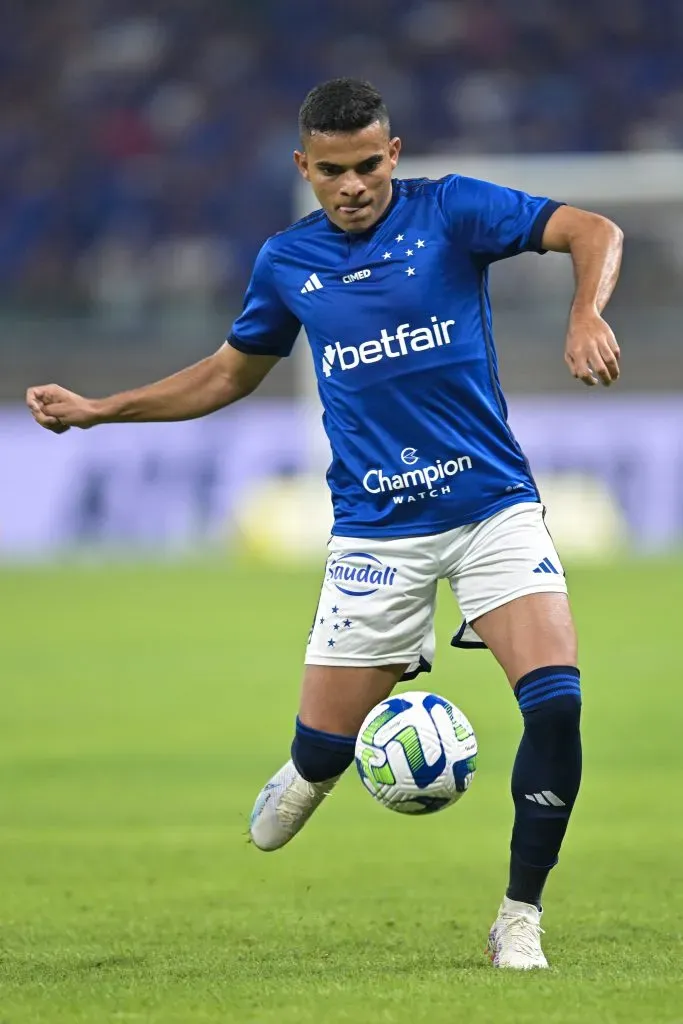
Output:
[355, 691, 477, 815]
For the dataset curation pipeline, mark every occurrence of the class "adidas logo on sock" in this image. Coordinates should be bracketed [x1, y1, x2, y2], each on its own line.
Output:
[525, 791, 566, 806]
[301, 273, 323, 294]
[533, 557, 559, 575]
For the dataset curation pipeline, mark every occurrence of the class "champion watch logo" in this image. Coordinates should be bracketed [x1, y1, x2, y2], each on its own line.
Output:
[301, 272, 323, 294]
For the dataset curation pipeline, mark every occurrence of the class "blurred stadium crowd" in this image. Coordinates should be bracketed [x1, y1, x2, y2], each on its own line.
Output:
[3, 0, 683, 312]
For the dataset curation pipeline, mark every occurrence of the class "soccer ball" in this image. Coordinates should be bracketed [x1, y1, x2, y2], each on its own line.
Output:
[355, 691, 477, 815]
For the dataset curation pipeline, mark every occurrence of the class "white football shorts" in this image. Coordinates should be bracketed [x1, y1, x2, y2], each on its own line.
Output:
[305, 501, 567, 677]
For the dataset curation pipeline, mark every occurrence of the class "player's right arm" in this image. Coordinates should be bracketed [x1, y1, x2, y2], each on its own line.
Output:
[26, 240, 301, 432]
[26, 346, 281, 431]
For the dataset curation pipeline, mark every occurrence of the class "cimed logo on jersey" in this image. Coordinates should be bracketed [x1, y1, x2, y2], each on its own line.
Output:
[321, 315, 455, 378]
[342, 269, 372, 284]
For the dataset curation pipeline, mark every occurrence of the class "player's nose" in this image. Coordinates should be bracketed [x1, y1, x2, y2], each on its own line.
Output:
[339, 174, 366, 197]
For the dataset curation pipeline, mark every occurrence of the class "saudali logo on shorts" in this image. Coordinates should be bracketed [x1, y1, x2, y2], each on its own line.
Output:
[327, 552, 398, 597]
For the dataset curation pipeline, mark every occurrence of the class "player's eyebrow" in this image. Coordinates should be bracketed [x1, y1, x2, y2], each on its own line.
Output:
[315, 154, 384, 174]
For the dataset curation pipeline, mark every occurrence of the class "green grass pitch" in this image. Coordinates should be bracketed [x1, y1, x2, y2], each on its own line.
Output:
[1, 556, 681, 1023]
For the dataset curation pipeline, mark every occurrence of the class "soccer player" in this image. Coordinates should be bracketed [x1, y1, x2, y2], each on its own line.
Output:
[27, 79, 623, 969]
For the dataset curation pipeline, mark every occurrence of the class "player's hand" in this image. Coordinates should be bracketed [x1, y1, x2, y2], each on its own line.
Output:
[26, 384, 100, 432]
[564, 310, 620, 387]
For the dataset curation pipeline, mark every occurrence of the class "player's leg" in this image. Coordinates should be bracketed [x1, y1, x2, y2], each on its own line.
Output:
[250, 536, 438, 851]
[448, 502, 579, 968]
[473, 592, 579, 968]
[249, 663, 407, 851]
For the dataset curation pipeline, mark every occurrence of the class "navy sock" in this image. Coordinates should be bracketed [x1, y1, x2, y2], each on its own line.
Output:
[291, 717, 356, 783]
[507, 666, 582, 909]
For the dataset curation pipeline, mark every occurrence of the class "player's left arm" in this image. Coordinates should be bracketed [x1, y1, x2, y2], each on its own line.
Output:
[541, 205, 624, 387]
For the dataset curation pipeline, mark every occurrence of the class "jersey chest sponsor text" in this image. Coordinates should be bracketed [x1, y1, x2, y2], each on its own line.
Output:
[321, 315, 455, 377]
[363, 455, 474, 497]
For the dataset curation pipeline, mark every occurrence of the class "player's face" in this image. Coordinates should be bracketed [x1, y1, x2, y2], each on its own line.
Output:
[294, 122, 401, 233]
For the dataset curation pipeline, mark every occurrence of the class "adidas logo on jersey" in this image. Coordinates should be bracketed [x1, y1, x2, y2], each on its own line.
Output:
[301, 273, 323, 294]
[322, 315, 455, 377]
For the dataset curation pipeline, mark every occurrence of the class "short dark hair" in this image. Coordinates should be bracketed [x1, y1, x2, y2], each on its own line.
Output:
[298, 78, 390, 139]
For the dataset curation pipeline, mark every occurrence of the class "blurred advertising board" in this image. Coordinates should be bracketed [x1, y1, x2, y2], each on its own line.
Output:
[1, 397, 681, 559]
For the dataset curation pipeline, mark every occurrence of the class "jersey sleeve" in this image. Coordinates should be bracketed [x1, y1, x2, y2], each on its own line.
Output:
[227, 241, 301, 357]
[439, 174, 563, 265]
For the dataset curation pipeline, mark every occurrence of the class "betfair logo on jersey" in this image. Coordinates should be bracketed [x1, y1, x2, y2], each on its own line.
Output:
[363, 453, 474, 504]
[322, 316, 455, 377]
[327, 552, 399, 597]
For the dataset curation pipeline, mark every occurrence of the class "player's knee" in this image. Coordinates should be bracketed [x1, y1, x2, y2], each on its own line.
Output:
[515, 665, 582, 738]
[291, 716, 356, 783]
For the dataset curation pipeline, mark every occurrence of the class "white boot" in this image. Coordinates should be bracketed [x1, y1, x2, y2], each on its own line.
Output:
[487, 896, 549, 969]
[249, 759, 340, 852]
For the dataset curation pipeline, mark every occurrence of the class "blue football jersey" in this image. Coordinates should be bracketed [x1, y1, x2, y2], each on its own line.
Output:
[228, 174, 562, 538]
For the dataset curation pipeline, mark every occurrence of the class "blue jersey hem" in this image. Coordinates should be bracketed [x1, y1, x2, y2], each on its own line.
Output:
[329, 492, 539, 540]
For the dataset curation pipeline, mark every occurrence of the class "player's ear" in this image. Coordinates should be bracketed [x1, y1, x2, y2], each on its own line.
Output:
[389, 136, 401, 170]
[294, 150, 310, 181]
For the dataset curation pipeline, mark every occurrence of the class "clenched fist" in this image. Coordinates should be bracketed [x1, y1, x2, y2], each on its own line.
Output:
[564, 310, 620, 387]
[26, 384, 100, 432]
